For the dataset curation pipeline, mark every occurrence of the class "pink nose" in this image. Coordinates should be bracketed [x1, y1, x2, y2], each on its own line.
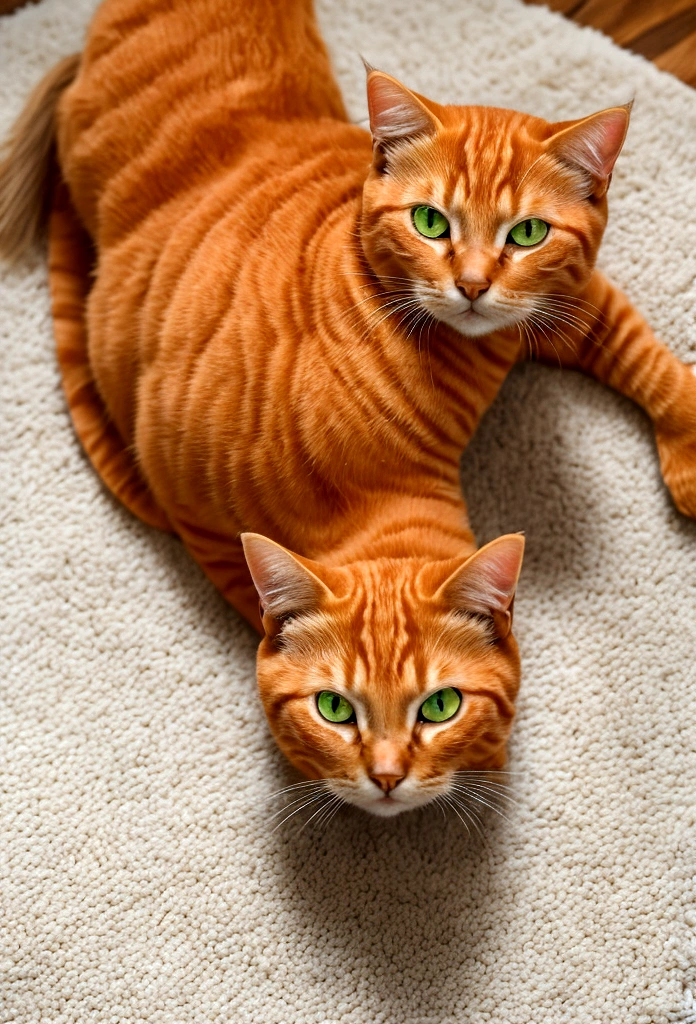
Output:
[369, 772, 405, 794]
[368, 738, 407, 793]
[457, 280, 489, 301]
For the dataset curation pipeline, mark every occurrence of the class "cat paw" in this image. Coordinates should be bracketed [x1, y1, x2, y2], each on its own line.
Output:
[655, 364, 696, 519]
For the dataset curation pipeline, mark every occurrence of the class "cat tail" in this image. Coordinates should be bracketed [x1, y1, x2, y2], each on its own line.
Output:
[0, 53, 173, 533]
[48, 180, 174, 534]
[0, 53, 80, 263]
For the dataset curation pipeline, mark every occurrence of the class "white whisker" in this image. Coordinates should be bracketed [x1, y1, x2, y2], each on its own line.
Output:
[448, 784, 514, 823]
[271, 791, 329, 833]
[319, 795, 345, 832]
[298, 793, 342, 834]
[442, 793, 471, 836]
[267, 779, 331, 800]
[452, 779, 521, 802]
[433, 794, 448, 821]
[268, 788, 329, 823]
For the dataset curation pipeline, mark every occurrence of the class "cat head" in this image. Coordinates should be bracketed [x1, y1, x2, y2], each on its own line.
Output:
[242, 533, 524, 817]
[360, 69, 631, 338]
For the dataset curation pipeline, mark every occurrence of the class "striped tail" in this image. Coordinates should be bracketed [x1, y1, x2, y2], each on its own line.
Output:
[49, 181, 172, 532]
[0, 54, 79, 261]
[0, 53, 171, 531]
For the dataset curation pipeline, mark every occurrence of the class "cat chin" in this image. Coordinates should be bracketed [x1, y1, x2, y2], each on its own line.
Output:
[362, 797, 412, 818]
[332, 784, 439, 817]
[446, 309, 526, 339]
[451, 315, 500, 338]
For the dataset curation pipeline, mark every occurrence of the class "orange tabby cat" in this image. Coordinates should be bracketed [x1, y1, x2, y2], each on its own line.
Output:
[2, 0, 695, 818]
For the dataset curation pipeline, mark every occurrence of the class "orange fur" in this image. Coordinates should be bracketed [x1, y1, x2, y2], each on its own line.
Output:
[4, 0, 695, 815]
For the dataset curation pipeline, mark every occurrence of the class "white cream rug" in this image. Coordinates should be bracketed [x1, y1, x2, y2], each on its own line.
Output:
[1, 1, 695, 1021]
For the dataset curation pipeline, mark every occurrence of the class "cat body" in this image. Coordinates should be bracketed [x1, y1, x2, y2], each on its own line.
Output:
[3, 0, 696, 815]
[53, 0, 519, 618]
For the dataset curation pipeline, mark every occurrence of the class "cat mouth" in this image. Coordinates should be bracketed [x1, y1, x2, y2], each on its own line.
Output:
[330, 782, 432, 817]
[450, 301, 525, 337]
[453, 307, 496, 335]
[369, 795, 409, 817]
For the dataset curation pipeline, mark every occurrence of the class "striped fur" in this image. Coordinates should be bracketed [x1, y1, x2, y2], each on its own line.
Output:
[5, 0, 695, 814]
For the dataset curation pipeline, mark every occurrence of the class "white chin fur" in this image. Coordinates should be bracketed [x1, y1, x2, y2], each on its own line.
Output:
[329, 780, 441, 817]
[363, 798, 412, 818]
[440, 310, 503, 338]
[415, 288, 524, 338]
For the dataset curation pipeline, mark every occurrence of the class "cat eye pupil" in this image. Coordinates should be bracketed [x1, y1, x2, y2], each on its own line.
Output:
[317, 690, 355, 723]
[419, 687, 462, 723]
[507, 217, 549, 247]
[412, 205, 449, 239]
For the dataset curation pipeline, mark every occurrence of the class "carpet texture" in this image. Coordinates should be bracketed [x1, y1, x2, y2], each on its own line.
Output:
[1, 1, 695, 1022]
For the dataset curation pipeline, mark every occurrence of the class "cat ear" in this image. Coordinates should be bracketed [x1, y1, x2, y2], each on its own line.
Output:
[548, 103, 632, 193]
[436, 535, 525, 639]
[241, 533, 333, 625]
[365, 68, 441, 152]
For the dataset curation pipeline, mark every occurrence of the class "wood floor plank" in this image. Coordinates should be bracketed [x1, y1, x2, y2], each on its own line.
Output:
[655, 29, 696, 87]
[525, 0, 696, 88]
[0, 0, 36, 12]
[568, 0, 694, 47]
[528, 0, 583, 11]
[629, 4, 696, 59]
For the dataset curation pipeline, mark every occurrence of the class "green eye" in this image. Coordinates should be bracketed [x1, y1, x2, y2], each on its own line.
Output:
[419, 687, 462, 723]
[507, 218, 548, 246]
[413, 206, 450, 239]
[317, 691, 355, 724]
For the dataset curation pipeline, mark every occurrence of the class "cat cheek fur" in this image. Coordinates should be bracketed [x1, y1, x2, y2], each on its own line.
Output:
[255, 648, 362, 783]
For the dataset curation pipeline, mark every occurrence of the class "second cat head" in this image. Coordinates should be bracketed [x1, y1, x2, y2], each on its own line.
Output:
[360, 70, 630, 338]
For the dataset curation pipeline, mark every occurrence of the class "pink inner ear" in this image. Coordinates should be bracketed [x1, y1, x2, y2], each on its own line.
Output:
[555, 106, 630, 179]
[366, 72, 437, 145]
[241, 533, 327, 619]
[441, 535, 525, 617]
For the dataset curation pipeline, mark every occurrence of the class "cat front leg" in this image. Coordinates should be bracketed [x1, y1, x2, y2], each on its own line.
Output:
[522, 270, 696, 519]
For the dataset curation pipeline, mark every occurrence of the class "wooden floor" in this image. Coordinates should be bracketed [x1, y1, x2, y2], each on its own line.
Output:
[525, 0, 696, 87]
[1, 0, 695, 88]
